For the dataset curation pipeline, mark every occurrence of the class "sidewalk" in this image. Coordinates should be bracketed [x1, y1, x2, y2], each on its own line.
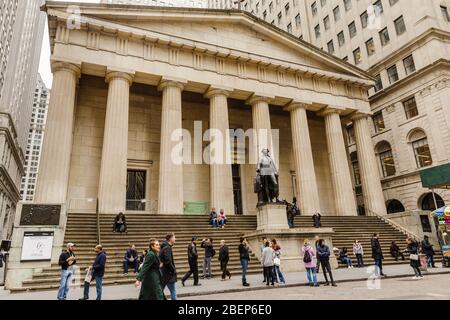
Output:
[1, 264, 449, 300]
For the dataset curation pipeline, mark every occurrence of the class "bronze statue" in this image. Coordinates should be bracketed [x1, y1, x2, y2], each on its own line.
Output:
[254, 148, 280, 206]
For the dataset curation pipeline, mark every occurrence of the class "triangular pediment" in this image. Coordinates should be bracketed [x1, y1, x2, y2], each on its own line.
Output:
[45, 2, 373, 85]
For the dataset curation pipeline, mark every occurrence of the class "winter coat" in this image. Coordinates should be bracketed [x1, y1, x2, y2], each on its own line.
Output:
[124, 249, 138, 262]
[353, 243, 364, 255]
[201, 241, 214, 258]
[316, 244, 331, 262]
[187, 242, 198, 261]
[238, 243, 250, 260]
[159, 241, 177, 285]
[261, 247, 274, 267]
[302, 245, 316, 268]
[136, 250, 164, 300]
[92, 251, 106, 278]
[219, 245, 229, 263]
[371, 238, 384, 260]
[421, 240, 435, 256]
[407, 241, 421, 268]
[312, 213, 322, 227]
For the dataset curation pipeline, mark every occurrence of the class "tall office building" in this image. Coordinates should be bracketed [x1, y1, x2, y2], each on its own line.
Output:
[0, 0, 46, 240]
[20, 74, 49, 203]
[213, 0, 450, 214]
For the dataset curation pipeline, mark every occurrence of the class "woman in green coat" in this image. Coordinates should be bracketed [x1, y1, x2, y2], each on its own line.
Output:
[135, 239, 165, 300]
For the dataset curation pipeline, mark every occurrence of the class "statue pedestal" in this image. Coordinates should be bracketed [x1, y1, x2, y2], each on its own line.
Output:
[247, 204, 338, 272]
[256, 204, 289, 231]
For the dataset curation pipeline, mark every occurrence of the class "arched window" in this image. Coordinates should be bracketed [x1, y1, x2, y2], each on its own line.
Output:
[407, 129, 433, 168]
[375, 141, 396, 177]
[350, 152, 361, 186]
[386, 199, 405, 214]
[420, 192, 445, 211]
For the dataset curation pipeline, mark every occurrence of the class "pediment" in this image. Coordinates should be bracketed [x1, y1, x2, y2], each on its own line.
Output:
[45, 2, 373, 86]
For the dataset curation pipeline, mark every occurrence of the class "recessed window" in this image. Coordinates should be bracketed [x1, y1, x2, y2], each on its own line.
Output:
[389, 0, 399, 6]
[353, 47, 362, 65]
[408, 130, 432, 168]
[349, 21, 357, 38]
[376, 141, 396, 177]
[372, 111, 385, 133]
[287, 23, 292, 33]
[394, 16, 406, 35]
[403, 55, 416, 75]
[387, 65, 399, 84]
[324, 15, 330, 30]
[333, 6, 340, 21]
[366, 38, 375, 56]
[285, 3, 290, 14]
[403, 97, 418, 119]
[338, 31, 345, 46]
[361, 11, 368, 29]
[347, 125, 355, 145]
[379, 27, 390, 46]
[441, 6, 450, 22]
[374, 74, 383, 92]
[311, 2, 317, 15]
[315, 24, 321, 38]
[344, 0, 351, 11]
[373, 0, 383, 14]
[327, 40, 335, 54]
[295, 14, 301, 26]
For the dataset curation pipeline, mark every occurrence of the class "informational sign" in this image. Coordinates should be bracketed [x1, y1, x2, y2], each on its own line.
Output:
[184, 202, 208, 215]
[20, 232, 54, 262]
[20, 204, 61, 226]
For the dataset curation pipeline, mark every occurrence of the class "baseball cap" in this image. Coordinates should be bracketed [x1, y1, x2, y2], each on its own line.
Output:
[67, 242, 75, 247]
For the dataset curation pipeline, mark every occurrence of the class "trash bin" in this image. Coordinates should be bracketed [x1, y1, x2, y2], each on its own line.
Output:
[419, 254, 428, 272]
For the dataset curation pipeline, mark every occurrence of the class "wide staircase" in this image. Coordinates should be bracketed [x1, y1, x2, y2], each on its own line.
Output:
[12, 213, 260, 292]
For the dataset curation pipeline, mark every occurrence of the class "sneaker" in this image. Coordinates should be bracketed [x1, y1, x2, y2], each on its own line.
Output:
[314, 284, 320, 287]
[419, 276, 424, 279]
[193, 283, 202, 286]
[412, 276, 419, 280]
[332, 283, 338, 287]
[123, 273, 128, 276]
[243, 283, 250, 287]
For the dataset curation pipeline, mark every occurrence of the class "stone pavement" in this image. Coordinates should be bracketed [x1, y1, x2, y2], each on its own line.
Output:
[0, 264, 449, 300]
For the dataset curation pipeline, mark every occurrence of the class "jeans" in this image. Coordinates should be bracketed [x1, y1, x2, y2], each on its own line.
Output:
[426, 255, 435, 267]
[220, 260, 231, 279]
[287, 218, 294, 228]
[57, 269, 74, 300]
[320, 259, 335, 284]
[273, 265, 285, 283]
[240, 258, 249, 284]
[341, 257, 352, 267]
[182, 259, 199, 285]
[392, 251, 405, 261]
[162, 282, 177, 300]
[83, 276, 103, 300]
[123, 259, 139, 273]
[316, 259, 321, 273]
[218, 219, 226, 227]
[374, 259, 384, 276]
[263, 266, 274, 285]
[210, 219, 218, 228]
[306, 267, 317, 286]
[356, 254, 364, 268]
[203, 256, 212, 277]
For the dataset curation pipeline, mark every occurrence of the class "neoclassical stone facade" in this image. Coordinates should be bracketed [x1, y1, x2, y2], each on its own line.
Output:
[32, 2, 388, 219]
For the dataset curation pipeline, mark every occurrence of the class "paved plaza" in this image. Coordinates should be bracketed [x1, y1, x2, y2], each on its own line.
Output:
[0, 264, 449, 300]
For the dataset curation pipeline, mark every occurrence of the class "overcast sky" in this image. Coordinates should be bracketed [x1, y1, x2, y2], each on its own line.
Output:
[39, 0, 100, 89]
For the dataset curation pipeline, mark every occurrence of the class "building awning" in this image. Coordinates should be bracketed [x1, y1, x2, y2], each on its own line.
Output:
[420, 163, 450, 189]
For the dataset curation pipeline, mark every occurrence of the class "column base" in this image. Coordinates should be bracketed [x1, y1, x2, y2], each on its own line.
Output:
[256, 204, 289, 231]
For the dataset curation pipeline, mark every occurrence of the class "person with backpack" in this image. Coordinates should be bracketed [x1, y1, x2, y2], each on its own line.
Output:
[201, 238, 215, 279]
[271, 239, 285, 284]
[302, 239, 319, 287]
[316, 239, 337, 287]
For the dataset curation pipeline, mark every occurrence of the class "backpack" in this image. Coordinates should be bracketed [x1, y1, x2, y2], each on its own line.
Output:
[303, 249, 312, 263]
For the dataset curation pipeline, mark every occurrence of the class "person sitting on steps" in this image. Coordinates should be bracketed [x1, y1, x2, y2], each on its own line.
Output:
[113, 212, 127, 233]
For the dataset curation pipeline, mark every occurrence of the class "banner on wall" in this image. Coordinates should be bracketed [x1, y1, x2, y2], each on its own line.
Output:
[20, 231, 54, 262]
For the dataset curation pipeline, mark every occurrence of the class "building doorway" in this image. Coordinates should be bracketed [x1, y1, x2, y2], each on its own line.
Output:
[232, 164, 243, 215]
[126, 170, 146, 211]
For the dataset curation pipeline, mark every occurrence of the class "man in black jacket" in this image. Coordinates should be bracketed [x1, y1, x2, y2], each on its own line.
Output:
[201, 238, 214, 279]
[219, 240, 231, 280]
[57, 243, 76, 300]
[181, 237, 201, 286]
[238, 237, 250, 287]
[81, 245, 106, 300]
[123, 244, 139, 274]
[160, 233, 177, 300]
[421, 236, 436, 268]
[371, 233, 387, 277]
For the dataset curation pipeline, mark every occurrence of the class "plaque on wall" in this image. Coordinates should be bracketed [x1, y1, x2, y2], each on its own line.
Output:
[20, 231, 54, 262]
[20, 204, 61, 226]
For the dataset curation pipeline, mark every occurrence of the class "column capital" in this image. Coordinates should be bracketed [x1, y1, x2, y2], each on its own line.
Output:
[317, 106, 345, 117]
[350, 111, 372, 122]
[105, 70, 134, 86]
[51, 61, 81, 78]
[284, 101, 310, 112]
[204, 86, 232, 99]
[158, 78, 186, 91]
[246, 94, 274, 106]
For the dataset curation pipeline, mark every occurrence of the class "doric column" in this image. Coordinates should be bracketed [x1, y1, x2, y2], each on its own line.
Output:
[321, 108, 357, 216]
[352, 113, 387, 215]
[98, 71, 134, 214]
[204, 88, 234, 215]
[158, 80, 185, 215]
[34, 61, 80, 204]
[286, 102, 320, 215]
[247, 95, 274, 164]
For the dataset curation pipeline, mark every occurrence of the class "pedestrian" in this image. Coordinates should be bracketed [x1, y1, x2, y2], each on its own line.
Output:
[159, 233, 177, 300]
[421, 236, 436, 268]
[139, 249, 148, 268]
[81, 245, 106, 300]
[262, 241, 275, 286]
[271, 239, 285, 284]
[317, 239, 337, 287]
[371, 233, 387, 277]
[314, 235, 321, 273]
[338, 247, 353, 268]
[218, 240, 231, 281]
[406, 238, 423, 279]
[312, 212, 322, 228]
[353, 240, 364, 268]
[238, 237, 250, 287]
[57, 243, 76, 300]
[302, 239, 319, 287]
[135, 239, 164, 300]
[113, 212, 127, 233]
[285, 200, 295, 229]
[181, 237, 201, 287]
[390, 241, 405, 261]
[123, 244, 139, 275]
[0, 249, 4, 269]
[201, 238, 215, 279]
[209, 208, 218, 228]
[260, 237, 268, 283]
[218, 210, 228, 228]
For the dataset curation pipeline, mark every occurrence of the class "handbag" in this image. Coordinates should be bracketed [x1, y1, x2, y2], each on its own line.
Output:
[409, 254, 419, 261]
[273, 257, 281, 266]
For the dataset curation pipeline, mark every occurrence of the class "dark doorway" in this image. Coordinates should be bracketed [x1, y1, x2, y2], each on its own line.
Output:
[232, 164, 243, 215]
[421, 192, 445, 211]
[126, 170, 146, 211]
[387, 199, 406, 214]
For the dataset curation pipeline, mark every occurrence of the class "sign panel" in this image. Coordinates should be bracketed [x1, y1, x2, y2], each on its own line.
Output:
[20, 231, 54, 262]
[20, 204, 61, 226]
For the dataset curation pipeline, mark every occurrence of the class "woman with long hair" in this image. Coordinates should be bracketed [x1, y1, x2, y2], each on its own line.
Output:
[135, 239, 165, 300]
